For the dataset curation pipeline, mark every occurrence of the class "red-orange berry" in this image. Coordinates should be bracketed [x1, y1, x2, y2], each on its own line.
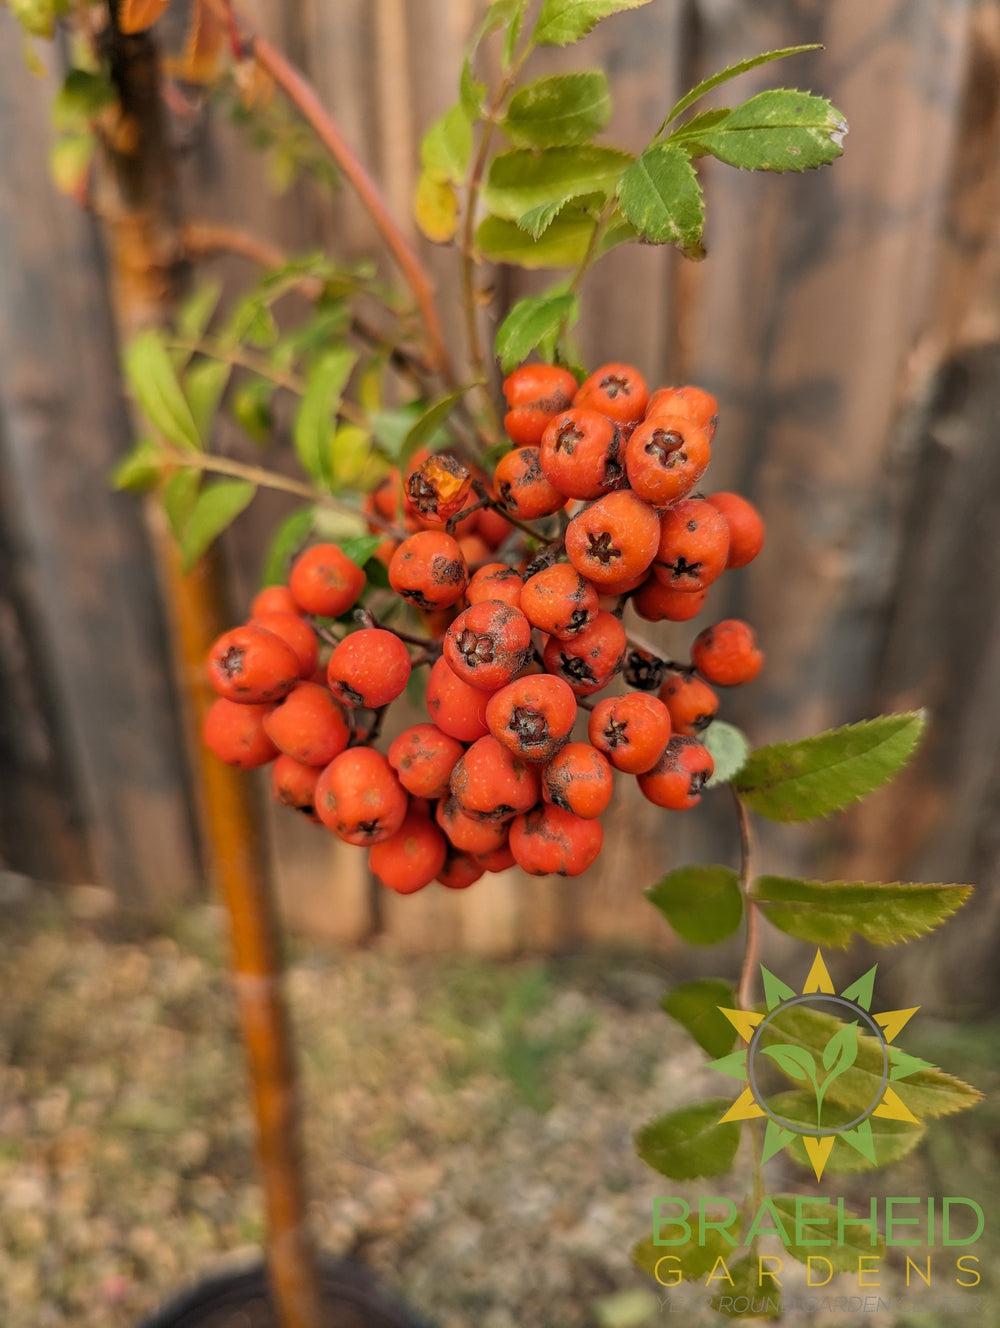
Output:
[425, 656, 490, 742]
[405, 453, 473, 526]
[625, 415, 711, 507]
[366, 468, 405, 527]
[485, 674, 577, 763]
[520, 562, 599, 640]
[289, 543, 366, 617]
[435, 797, 509, 855]
[475, 502, 513, 548]
[327, 628, 411, 708]
[388, 531, 468, 609]
[542, 610, 626, 696]
[638, 735, 714, 810]
[646, 384, 719, 440]
[387, 723, 464, 799]
[539, 408, 623, 499]
[565, 490, 659, 587]
[493, 445, 565, 519]
[476, 843, 516, 873]
[443, 600, 532, 692]
[596, 569, 649, 597]
[369, 809, 448, 894]
[467, 562, 523, 609]
[588, 693, 672, 774]
[271, 755, 321, 819]
[263, 681, 351, 766]
[315, 747, 408, 845]
[691, 618, 764, 686]
[437, 850, 486, 890]
[632, 578, 707, 622]
[542, 743, 613, 819]
[203, 698, 277, 769]
[503, 363, 579, 447]
[705, 492, 765, 569]
[450, 735, 540, 821]
[207, 625, 300, 704]
[659, 670, 719, 736]
[509, 804, 603, 877]
[458, 532, 491, 566]
[251, 585, 300, 618]
[250, 611, 318, 679]
[575, 361, 649, 424]
[653, 498, 730, 593]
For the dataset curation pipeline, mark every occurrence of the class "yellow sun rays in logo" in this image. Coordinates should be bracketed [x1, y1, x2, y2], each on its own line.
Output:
[708, 950, 929, 1181]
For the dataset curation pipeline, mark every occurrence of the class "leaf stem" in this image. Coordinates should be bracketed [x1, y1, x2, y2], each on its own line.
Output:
[733, 788, 759, 1011]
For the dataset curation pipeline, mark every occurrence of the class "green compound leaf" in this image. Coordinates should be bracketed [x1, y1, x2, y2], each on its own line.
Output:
[261, 507, 315, 586]
[662, 979, 736, 1058]
[704, 721, 750, 787]
[293, 347, 356, 487]
[635, 1100, 741, 1180]
[682, 88, 847, 172]
[420, 103, 473, 184]
[768, 1092, 925, 1174]
[662, 45, 822, 128]
[758, 1005, 982, 1121]
[770, 1195, 884, 1270]
[179, 479, 256, 572]
[734, 710, 926, 821]
[484, 145, 631, 220]
[616, 143, 705, 255]
[646, 865, 743, 945]
[338, 534, 384, 567]
[124, 330, 202, 451]
[495, 292, 579, 373]
[503, 71, 611, 147]
[534, 0, 653, 47]
[477, 211, 623, 269]
[751, 876, 973, 948]
[710, 1256, 781, 1319]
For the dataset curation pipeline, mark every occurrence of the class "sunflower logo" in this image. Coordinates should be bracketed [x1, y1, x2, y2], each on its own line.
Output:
[708, 950, 933, 1181]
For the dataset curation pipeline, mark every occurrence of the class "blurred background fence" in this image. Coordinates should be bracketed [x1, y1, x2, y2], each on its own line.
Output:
[2, 0, 999, 990]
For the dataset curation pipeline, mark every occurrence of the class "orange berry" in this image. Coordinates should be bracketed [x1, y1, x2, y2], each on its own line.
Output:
[475, 502, 513, 548]
[405, 453, 473, 526]
[263, 681, 351, 766]
[632, 578, 707, 622]
[588, 692, 672, 774]
[315, 747, 408, 845]
[574, 361, 649, 424]
[542, 743, 613, 819]
[289, 543, 366, 617]
[638, 735, 714, 810]
[503, 364, 579, 447]
[493, 445, 565, 520]
[450, 735, 540, 821]
[435, 797, 509, 855]
[467, 562, 523, 609]
[458, 533, 491, 566]
[705, 492, 765, 568]
[251, 585, 300, 617]
[596, 570, 649, 598]
[485, 674, 577, 763]
[539, 407, 623, 500]
[541, 609, 626, 696]
[203, 698, 277, 769]
[565, 490, 659, 587]
[509, 804, 603, 877]
[476, 843, 516, 873]
[327, 627, 411, 708]
[425, 656, 490, 742]
[271, 754, 321, 819]
[250, 611, 318, 678]
[646, 384, 719, 440]
[691, 619, 764, 686]
[388, 723, 464, 798]
[443, 600, 532, 692]
[369, 809, 447, 894]
[437, 850, 486, 890]
[653, 498, 730, 593]
[207, 625, 300, 703]
[659, 669, 719, 736]
[520, 562, 599, 640]
[625, 415, 711, 506]
[388, 530, 468, 609]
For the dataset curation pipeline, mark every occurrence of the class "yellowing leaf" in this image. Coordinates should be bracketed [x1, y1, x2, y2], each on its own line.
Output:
[414, 170, 459, 244]
[118, 0, 169, 35]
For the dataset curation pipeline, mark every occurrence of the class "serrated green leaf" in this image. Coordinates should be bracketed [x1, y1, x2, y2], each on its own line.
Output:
[420, 104, 473, 184]
[635, 1101, 741, 1180]
[459, 57, 486, 118]
[184, 359, 230, 439]
[477, 211, 620, 269]
[662, 979, 736, 1058]
[124, 330, 202, 451]
[232, 378, 275, 445]
[223, 293, 278, 349]
[484, 145, 631, 222]
[633, 1227, 729, 1284]
[667, 108, 733, 148]
[175, 280, 222, 345]
[661, 45, 823, 129]
[401, 388, 470, 462]
[414, 170, 459, 244]
[646, 865, 743, 945]
[684, 88, 847, 172]
[617, 143, 705, 255]
[338, 534, 383, 567]
[162, 468, 201, 540]
[503, 71, 611, 147]
[735, 711, 926, 821]
[516, 199, 573, 239]
[111, 439, 162, 492]
[179, 479, 256, 572]
[704, 721, 750, 787]
[495, 292, 579, 373]
[501, 0, 527, 67]
[710, 1257, 781, 1319]
[751, 876, 972, 948]
[769, 1194, 885, 1270]
[768, 1091, 925, 1174]
[261, 507, 315, 586]
[534, 0, 653, 47]
[293, 347, 357, 486]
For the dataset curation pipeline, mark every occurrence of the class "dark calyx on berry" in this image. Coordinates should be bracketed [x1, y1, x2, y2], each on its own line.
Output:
[586, 531, 620, 566]
[624, 649, 668, 691]
[456, 629, 496, 667]
[646, 429, 685, 465]
[509, 706, 549, 747]
[221, 646, 245, 678]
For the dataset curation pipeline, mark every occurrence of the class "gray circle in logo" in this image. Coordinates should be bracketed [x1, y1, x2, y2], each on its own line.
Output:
[747, 993, 890, 1138]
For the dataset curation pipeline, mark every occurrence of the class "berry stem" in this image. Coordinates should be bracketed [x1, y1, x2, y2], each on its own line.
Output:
[355, 608, 435, 649]
[623, 626, 691, 675]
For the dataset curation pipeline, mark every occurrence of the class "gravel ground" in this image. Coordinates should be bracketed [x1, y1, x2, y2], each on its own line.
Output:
[1, 889, 996, 1328]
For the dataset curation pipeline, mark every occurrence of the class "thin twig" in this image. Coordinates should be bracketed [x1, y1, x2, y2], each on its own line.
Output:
[733, 789, 759, 1011]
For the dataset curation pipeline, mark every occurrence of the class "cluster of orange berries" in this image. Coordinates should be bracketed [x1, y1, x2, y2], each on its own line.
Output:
[202, 360, 764, 896]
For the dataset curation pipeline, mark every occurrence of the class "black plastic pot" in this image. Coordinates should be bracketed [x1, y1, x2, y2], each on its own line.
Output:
[138, 1256, 431, 1328]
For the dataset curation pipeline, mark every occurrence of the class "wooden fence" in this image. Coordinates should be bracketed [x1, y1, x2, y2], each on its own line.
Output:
[1, 0, 999, 986]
